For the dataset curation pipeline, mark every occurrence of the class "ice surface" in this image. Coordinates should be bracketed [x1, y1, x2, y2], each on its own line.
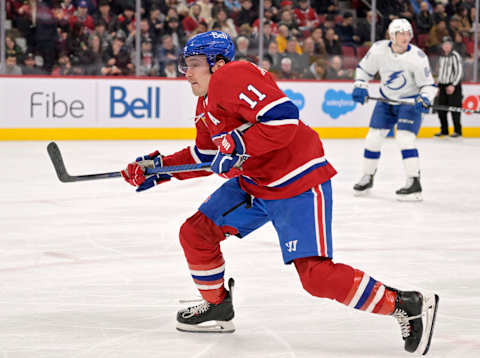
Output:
[1, 138, 479, 357]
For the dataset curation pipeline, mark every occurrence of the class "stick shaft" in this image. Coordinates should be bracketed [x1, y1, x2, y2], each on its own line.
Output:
[368, 96, 480, 114]
[47, 142, 211, 183]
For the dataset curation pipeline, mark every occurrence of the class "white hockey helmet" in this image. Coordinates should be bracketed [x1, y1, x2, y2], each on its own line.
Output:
[388, 18, 413, 41]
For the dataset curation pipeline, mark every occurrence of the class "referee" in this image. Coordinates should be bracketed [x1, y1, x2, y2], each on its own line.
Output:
[435, 36, 463, 138]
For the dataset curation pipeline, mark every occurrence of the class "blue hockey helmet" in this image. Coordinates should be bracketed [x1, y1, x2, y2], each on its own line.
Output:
[179, 31, 235, 73]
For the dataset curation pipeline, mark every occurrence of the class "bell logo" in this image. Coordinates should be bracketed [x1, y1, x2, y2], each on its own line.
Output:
[110, 86, 160, 119]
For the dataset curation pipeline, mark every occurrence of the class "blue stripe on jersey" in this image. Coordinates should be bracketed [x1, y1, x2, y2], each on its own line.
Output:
[357, 64, 375, 78]
[191, 272, 224, 281]
[258, 101, 299, 123]
[194, 146, 216, 162]
[364, 149, 381, 159]
[242, 161, 329, 188]
[401, 149, 419, 159]
[354, 277, 376, 309]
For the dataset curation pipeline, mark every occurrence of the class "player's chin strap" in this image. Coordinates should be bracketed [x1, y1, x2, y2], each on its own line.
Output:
[367, 96, 480, 114]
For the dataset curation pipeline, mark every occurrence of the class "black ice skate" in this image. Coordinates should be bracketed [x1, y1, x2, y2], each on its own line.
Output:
[353, 173, 375, 196]
[396, 177, 422, 201]
[392, 290, 439, 355]
[176, 278, 235, 333]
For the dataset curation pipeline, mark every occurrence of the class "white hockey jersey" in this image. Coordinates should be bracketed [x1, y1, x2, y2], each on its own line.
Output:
[355, 40, 437, 103]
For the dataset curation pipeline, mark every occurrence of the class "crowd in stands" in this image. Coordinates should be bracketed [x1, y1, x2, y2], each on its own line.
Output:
[2, 0, 480, 80]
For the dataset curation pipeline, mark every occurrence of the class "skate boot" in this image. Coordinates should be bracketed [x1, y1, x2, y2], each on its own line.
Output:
[396, 177, 422, 201]
[392, 290, 439, 355]
[353, 172, 375, 196]
[176, 278, 235, 333]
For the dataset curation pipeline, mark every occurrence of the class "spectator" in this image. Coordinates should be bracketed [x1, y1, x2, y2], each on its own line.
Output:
[197, 0, 214, 25]
[250, 20, 276, 54]
[355, 11, 384, 45]
[21, 52, 45, 75]
[159, 59, 180, 77]
[51, 52, 74, 75]
[302, 36, 320, 65]
[115, 4, 135, 37]
[222, 0, 242, 14]
[294, 0, 319, 36]
[303, 58, 327, 80]
[34, 0, 60, 73]
[325, 55, 353, 79]
[126, 18, 154, 50]
[278, 9, 300, 38]
[101, 34, 133, 75]
[82, 33, 104, 75]
[266, 40, 281, 70]
[335, 12, 358, 47]
[312, 0, 339, 15]
[433, 2, 447, 24]
[165, 16, 186, 48]
[67, 22, 90, 59]
[93, 20, 112, 52]
[236, 0, 257, 26]
[211, 8, 238, 38]
[280, 36, 309, 74]
[5, 34, 24, 63]
[262, 0, 279, 23]
[182, 3, 205, 35]
[410, 0, 432, 15]
[93, 0, 117, 33]
[0, 53, 22, 75]
[69, 0, 95, 32]
[453, 31, 468, 58]
[276, 23, 301, 53]
[416, 1, 434, 34]
[149, 7, 166, 44]
[277, 56, 298, 79]
[156, 34, 181, 71]
[310, 27, 327, 57]
[320, 14, 336, 34]
[324, 28, 342, 56]
[235, 35, 250, 58]
[427, 20, 449, 54]
[135, 38, 159, 76]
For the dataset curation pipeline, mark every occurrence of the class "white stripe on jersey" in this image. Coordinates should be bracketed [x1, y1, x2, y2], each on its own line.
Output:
[266, 157, 326, 187]
[256, 97, 291, 119]
[261, 118, 299, 126]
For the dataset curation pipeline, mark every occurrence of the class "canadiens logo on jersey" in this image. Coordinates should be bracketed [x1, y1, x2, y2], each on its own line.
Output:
[384, 71, 407, 90]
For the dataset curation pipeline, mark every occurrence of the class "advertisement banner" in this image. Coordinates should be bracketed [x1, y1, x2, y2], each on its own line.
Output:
[1, 76, 479, 140]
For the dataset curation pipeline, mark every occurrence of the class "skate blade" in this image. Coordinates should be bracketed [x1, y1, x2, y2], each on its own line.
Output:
[176, 320, 235, 334]
[396, 193, 423, 202]
[353, 188, 371, 197]
[417, 294, 440, 356]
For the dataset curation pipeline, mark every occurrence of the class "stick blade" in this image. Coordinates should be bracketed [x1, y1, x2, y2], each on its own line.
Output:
[47, 142, 74, 183]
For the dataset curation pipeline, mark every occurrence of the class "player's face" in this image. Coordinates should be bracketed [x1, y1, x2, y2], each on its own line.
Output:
[393, 31, 411, 53]
[184, 56, 211, 96]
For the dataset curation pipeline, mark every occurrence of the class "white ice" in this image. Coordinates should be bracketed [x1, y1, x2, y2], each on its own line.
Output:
[1, 138, 480, 358]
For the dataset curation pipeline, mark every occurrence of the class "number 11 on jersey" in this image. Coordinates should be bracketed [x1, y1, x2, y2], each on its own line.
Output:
[239, 84, 267, 109]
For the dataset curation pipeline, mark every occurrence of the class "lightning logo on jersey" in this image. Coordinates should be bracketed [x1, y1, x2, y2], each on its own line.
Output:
[384, 71, 407, 90]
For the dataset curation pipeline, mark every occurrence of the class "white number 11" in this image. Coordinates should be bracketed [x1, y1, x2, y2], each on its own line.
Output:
[239, 84, 267, 109]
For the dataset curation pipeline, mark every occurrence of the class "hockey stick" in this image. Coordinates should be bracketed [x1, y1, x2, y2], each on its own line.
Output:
[367, 96, 480, 114]
[47, 142, 212, 183]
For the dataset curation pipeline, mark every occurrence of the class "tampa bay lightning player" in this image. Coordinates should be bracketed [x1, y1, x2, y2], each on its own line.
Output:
[352, 18, 437, 201]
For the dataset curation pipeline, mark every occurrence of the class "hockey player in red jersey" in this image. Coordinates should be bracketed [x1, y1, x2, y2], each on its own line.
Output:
[121, 31, 439, 355]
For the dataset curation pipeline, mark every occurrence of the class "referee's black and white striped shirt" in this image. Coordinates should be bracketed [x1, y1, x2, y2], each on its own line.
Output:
[437, 50, 463, 85]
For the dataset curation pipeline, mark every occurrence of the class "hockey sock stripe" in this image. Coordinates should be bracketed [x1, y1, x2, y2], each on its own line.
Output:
[195, 282, 224, 290]
[353, 276, 376, 309]
[189, 263, 225, 276]
[365, 284, 386, 313]
[342, 270, 365, 306]
[188, 256, 225, 271]
[401, 148, 419, 159]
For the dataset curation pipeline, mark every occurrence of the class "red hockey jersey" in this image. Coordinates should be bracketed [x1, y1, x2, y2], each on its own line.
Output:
[163, 61, 336, 200]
